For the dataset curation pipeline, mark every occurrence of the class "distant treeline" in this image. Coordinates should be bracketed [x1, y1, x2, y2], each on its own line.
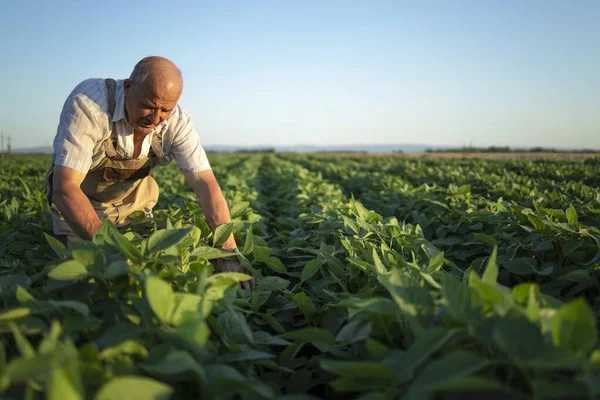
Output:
[207, 148, 277, 154]
[234, 148, 276, 153]
[315, 150, 369, 154]
[425, 146, 599, 153]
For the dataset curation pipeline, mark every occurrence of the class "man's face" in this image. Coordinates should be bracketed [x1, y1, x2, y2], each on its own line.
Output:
[124, 79, 180, 135]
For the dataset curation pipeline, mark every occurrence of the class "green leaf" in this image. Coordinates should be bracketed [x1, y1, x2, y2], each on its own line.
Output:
[265, 257, 287, 273]
[427, 251, 445, 273]
[434, 376, 504, 392]
[15, 285, 35, 304]
[142, 350, 205, 378]
[207, 273, 253, 285]
[493, 316, 546, 360]
[558, 269, 590, 282]
[379, 273, 434, 333]
[96, 376, 173, 400]
[38, 321, 62, 354]
[408, 351, 489, 394]
[213, 223, 234, 247]
[230, 202, 250, 219]
[72, 248, 103, 269]
[468, 272, 513, 316]
[552, 298, 597, 355]
[1, 354, 58, 387]
[145, 276, 175, 324]
[0, 307, 31, 322]
[46, 367, 83, 400]
[191, 245, 235, 260]
[566, 204, 578, 225]
[320, 359, 396, 384]
[253, 331, 290, 346]
[442, 275, 482, 324]
[47, 300, 90, 316]
[10, 323, 35, 358]
[292, 292, 315, 319]
[253, 246, 272, 262]
[512, 283, 540, 304]
[205, 364, 248, 394]
[339, 297, 397, 317]
[206, 363, 274, 397]
[48, 261, 88, 281]
[205, 279, 238, 301]
[219, 348, 275, 363]
[175, 319, 211, 348]
[502, 257, 537, 275]
[104, 261, 130, 279]
[243, 227, 254, 254]
[281, 328, 335, 346]
[108, 229, 143, 261]
[481, 246, 498, 285]
[99, 340, 149, 361]
[256, 312, 286, 334]
[365, 339, 389, 361]
[44, 233, 69, 259]
[473, 233, 497, 246]
[301, 259, 322, 281]
[531, 378, 590, 400]
[392, 328, 460, 383]
[372, 248, 387, 274]
[147, 228, 192, 254]
[336, 320, 371, 343]
[256, 276, 290, 292]
[526, 285, 541, 322]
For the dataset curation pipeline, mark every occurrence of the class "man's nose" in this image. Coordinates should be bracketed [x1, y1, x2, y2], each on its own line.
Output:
[151, 109, 161, 125]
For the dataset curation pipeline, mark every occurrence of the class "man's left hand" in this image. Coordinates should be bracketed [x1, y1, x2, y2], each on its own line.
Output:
[213, 258, 255, 292]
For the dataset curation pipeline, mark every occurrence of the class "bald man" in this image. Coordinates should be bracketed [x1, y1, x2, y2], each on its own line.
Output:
[45, 56, 253, 290]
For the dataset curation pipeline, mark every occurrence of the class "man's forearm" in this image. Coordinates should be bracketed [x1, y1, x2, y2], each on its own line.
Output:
[198, 186, 237, 250]
[186, 171, 237, 251]
[53, 187, 102, 241]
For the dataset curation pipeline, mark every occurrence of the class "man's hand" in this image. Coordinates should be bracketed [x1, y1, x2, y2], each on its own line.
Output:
[184, 170, 254, 290]
[213, 259, 255, 291]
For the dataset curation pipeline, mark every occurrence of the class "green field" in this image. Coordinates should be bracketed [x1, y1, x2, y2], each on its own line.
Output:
[1, 153, 599, 399]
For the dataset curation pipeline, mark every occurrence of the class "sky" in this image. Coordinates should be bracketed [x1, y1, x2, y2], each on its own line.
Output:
[0, 0, 598, 150]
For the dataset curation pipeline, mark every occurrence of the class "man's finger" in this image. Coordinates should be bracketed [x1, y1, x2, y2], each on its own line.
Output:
[241, 280, 251, 292]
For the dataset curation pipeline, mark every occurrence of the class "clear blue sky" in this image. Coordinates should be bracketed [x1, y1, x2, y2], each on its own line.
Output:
[1, 0, 598, 150]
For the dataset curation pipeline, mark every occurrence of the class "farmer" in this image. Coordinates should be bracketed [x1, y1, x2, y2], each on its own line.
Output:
[45, 56, 253, 290]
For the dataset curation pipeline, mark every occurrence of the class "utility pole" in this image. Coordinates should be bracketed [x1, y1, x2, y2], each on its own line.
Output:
[7, 135, 11, 154]
[0, 130, 4, 154]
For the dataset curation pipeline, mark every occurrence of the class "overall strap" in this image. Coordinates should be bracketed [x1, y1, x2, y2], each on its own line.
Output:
[103, 79, 118, 158]
[149, 124, 166, 159]
[105, 79, 116, 117]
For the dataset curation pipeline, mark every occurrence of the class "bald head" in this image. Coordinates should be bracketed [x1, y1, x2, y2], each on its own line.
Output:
[124, 56, 183, 135]
[129, 56, 183, 94]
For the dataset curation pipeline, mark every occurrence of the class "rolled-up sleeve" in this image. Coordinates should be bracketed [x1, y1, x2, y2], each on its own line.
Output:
[53, 80, 106, 173]
[169, 106, 211, 173]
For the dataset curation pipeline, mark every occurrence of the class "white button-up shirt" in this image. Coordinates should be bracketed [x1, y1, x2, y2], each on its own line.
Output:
[53, 78, 211, 174]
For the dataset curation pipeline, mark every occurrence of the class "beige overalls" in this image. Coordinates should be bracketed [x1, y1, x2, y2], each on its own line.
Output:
[46, 79, 166, 246]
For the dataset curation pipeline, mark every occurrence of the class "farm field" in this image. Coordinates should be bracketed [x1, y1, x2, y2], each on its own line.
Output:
[0, 153, 599, 399]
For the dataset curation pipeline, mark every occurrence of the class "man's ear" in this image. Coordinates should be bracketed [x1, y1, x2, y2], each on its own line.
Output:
[124, 79, 133, 96]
